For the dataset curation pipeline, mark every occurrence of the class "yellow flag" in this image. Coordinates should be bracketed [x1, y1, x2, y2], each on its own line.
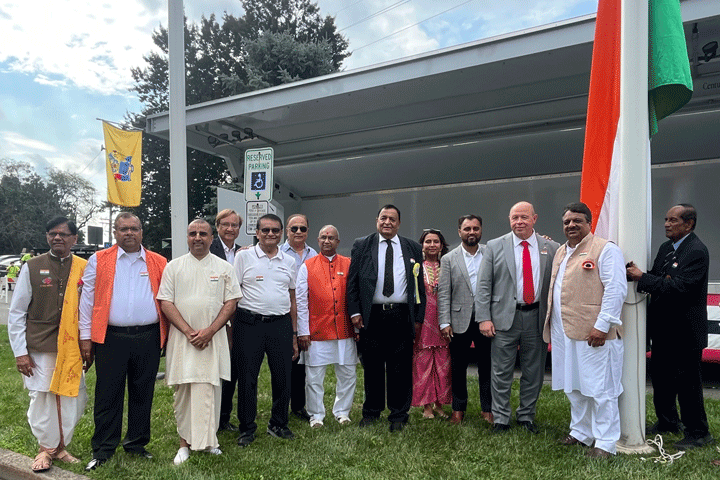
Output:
[102, 121, 142, 207]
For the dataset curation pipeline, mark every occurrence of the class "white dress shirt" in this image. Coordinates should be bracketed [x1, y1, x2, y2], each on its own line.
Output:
[462, 245, 483, 295]
[373, 235, 408, 304]
[513, 231, 540, 304]
[79, 246, 158, 340]
[222, 241, 236, 266]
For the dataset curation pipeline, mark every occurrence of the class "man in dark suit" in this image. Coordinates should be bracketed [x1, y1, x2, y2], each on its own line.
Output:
[627, 203, 713, 450]
[209, 209, 242, 432]
[347, 205, 426, 432]
[475, 201, 558, 434]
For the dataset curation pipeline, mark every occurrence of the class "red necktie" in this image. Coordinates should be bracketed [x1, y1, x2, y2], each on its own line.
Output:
[521, 240, 535, 305]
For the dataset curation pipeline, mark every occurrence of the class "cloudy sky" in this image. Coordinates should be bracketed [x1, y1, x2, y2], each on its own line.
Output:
[0, 0, 598, 213]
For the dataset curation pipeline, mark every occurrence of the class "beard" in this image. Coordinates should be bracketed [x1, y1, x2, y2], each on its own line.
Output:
[464, 236, 478, 247]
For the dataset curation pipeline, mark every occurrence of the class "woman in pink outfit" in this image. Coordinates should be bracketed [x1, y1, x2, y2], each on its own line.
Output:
[412, 229, 451, 418]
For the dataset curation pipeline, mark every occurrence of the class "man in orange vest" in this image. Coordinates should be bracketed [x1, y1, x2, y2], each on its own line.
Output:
[79, 212, 168, 470]
[296, 225, 358, 428]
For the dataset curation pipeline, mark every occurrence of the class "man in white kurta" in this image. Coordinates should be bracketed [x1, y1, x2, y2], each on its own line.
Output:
[543, 203, 627, 458]
[158, 219, 241, 465]
[296, 226, 358, 428]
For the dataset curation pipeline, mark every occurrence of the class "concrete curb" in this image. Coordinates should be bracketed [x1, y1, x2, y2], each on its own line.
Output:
[0, 449, 91, 480]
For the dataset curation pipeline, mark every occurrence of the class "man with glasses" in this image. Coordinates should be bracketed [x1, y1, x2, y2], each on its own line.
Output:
[8, 217, 87, 472]
[233, 214, 299, 447]
[209, 209, 243, 432]
[281, 213, 317, 421]
[158, 219, 241, 464]
[79, 212, 168, 470]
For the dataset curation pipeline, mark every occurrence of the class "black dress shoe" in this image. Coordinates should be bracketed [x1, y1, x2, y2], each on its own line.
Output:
[237, 434, 255, 447]
[358, 417, 378, 428]
[389, 421, 406, 433]
[492, 423, 511, 433]
[85, 458, 107, 471]
[518, 421, 539, 434]
[292, 408, 311, 421]
[674, 433, 714, 450]
[219, 421, 239, 432]
[125, 448, 153, 459]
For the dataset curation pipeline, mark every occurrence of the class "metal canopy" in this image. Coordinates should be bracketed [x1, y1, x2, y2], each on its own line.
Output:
[146, 1, 720, 200]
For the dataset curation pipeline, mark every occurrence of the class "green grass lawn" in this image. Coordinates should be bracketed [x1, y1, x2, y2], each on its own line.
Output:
[2, 327, 720, 479]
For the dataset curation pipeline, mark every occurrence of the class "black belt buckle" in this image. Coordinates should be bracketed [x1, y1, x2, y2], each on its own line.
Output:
[516, 302, 539, 311]
[382, 303, 398, 311]
[260, 315, 276, 323]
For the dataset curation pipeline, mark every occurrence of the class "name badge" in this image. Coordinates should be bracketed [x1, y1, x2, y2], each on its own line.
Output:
[578, 252, 588, 256]
[40, 269, 50, 275]
[140, 271, 149, 277]
[540, 249, 548, 255]
[338, 272, 345, 276]
[256, 275, 264, 282]
[210, 275, 219, 282]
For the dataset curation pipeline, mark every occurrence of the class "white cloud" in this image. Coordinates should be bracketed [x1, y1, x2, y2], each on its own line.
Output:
[0, 131, 57, 153]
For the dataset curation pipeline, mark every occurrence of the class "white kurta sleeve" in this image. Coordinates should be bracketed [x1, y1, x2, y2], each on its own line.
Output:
[593, 243, 628, 333]
[8, 264, 32, 357]
[78, 253, 98, 340]
[296, 263, 310, 337]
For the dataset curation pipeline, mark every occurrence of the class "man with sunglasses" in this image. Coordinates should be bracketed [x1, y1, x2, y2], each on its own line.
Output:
[233, 214, 299, 447]
[209, 209, 243, 432]
[280, 214, 317, 421]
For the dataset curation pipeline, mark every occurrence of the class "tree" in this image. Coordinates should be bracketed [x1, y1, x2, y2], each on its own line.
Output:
[0, 159, 99, 253]
[128, 1, 349, 252]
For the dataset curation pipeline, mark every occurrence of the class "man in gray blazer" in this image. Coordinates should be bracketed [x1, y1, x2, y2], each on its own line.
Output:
[438, 215, 492, 425]
[476, 201, 558, 433]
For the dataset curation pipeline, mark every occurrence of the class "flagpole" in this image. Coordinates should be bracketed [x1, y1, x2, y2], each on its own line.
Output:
[616, 0, 652, 452]
[168, 0, 188, 259]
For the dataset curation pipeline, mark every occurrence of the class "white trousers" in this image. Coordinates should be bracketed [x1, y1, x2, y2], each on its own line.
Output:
[567, 390, 620, 454]
[174, 383, 222, 451]
[27, 386, 88, 450]
[305, 364, 356, 421]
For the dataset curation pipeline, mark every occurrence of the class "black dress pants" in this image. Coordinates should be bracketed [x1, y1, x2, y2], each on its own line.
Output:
[91, 323, 160, 459]
[234, 309, 293, 438]
[360, 304, 414, 424]
[651, 344, 709, 437]
[449, 318, 492, 413]
[220, 321, 239, 425]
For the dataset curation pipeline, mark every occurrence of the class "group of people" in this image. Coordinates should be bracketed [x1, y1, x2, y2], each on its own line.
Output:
[6, 200, 713, 472]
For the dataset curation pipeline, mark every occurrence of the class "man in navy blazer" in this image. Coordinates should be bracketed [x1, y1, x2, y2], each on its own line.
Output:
[209, 209, 242, 432]
[347, 205, 426, 432]
[627, 204, 713, 450]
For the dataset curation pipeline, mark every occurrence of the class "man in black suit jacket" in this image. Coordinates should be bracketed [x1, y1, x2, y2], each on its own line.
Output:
[627, 204, 713, 450]
[209, 209, 242, 432]
[347, 205, 426, 432]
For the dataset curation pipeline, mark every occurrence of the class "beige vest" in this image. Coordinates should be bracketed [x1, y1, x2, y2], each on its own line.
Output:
[545, 234, 620, 341]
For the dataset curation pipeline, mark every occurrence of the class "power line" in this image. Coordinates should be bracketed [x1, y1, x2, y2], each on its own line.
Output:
[351, 0, 477, 53]
[339, 0, 411, 33]
[331, 0, 366, 16]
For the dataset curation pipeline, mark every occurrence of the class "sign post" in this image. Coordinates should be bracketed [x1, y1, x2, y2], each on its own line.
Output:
[244, 147, 274, 235]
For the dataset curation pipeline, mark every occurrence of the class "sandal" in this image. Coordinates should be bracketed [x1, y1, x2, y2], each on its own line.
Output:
[31, 451, 52, 472]
[53, 449, 80, 463]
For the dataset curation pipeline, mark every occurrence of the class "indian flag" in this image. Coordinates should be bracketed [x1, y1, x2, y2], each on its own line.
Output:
[579, 0, 692, 240]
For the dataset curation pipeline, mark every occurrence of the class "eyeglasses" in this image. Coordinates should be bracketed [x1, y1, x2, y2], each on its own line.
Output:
[47, 231, 74, 238]
[290, 226, 308, 233]
[219, 222, 240, 229]
[259, 228, 282, 234]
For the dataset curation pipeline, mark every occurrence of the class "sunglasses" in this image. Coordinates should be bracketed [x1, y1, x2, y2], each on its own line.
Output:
[260, 228, 282, 234]
[290, 226, 308, 233]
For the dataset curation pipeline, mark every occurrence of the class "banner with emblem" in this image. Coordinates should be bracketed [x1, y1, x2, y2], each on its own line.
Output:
[102, 121, 142, 207]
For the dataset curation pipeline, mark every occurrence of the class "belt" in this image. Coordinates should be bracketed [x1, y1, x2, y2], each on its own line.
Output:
[516, 302, 539, 311]
[372, 303, 407, 311]
[239, 307, 288, 323]
[107, 323, 158, 334]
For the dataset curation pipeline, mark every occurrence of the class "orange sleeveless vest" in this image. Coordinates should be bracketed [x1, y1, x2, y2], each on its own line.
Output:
[306, 254, 353, 341]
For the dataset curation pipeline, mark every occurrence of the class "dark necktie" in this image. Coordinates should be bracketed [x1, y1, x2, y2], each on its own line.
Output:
[521, 240, 534, 305]
[660, 248, 675, 275]
[383, 239, 394, 297]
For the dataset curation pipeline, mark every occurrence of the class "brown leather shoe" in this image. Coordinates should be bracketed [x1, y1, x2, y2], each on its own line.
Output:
[481, 411, 494, 424]
[559, 435, 584, 446]
[449, 411, 464, 425]
[586, 447, 612, 459]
